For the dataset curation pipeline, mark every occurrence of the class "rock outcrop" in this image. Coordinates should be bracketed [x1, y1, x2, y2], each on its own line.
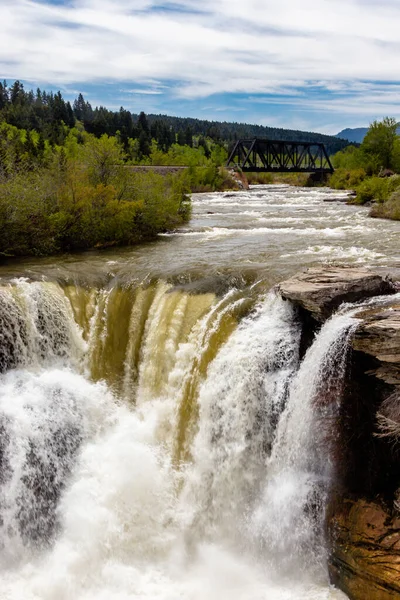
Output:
[277, 266, 395, 322]
[277, 265, 400, 600]
[328, 499, 400, 600]
[227, 169, 249, 190]
[353, 303, 400, 385]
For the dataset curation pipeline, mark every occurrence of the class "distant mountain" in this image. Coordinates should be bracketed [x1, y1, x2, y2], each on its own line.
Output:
[335, 128, 368, 143]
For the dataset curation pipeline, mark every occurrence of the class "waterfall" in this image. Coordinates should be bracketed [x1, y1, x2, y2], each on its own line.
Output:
[250, 310, 359, 572]
[0, 280, 85, 372]
[180, 292, 301, 544]
[0, 278, 352, 599]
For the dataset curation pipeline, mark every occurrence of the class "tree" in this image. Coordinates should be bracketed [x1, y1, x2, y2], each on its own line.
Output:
[138, 129, 151, 158]
[197, 136, 210, 158]
[84, 134, 124, 186]
[0, 81, 9, 109]
[185, 126, 193, 147]
[73, 93, 86, 121]
[10, 80, 25, 105]
[177, 130, 186, 146]
[361, 117, 399, 171]
[137, 111, 150, 135]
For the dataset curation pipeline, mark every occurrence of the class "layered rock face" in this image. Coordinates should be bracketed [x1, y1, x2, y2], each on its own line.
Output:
[329, 498, 400, 600]
[277, 266, 400, 600]
[353, 303, 400, 386]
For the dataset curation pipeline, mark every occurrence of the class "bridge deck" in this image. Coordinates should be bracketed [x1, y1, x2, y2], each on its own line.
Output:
[226, 138, 334, 174]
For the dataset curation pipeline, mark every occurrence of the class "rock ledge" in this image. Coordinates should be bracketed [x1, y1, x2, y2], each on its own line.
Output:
[277, 266, 395, 321]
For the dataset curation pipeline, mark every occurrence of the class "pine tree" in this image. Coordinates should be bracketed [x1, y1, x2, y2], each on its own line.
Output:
[138, 111, 150, 135]
[185, 126, 193, 147]
[177, 130, 186, 146]
[138, 129, 151, 157]
[0, 81, 8, 110]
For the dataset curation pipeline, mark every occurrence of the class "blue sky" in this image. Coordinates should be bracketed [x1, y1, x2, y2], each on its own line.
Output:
[1, 0, 400, 135]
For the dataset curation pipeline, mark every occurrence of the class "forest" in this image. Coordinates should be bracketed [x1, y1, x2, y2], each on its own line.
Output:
[0, 80, 348, 158]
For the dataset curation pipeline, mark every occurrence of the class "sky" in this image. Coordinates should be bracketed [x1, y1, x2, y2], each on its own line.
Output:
[1, 0, 400, 135]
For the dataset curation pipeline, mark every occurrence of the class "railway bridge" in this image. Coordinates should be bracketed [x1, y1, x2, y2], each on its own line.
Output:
[226, 138, 334, 174]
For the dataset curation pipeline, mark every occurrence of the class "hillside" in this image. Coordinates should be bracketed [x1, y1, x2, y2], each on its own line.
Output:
[146, 113, 349, 154]
[335, 128, 368, 143]
[336, 125, 400, 144]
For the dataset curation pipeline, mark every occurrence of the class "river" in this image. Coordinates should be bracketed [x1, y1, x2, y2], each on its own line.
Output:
[0, 184, 398, 600]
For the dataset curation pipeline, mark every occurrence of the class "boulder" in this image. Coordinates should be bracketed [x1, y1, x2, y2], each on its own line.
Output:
[277, 266, 395, 322]
[329, 498, 400, 600]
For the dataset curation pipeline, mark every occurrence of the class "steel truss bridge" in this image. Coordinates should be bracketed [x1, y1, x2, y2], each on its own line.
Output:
[226, 138, 334, 174]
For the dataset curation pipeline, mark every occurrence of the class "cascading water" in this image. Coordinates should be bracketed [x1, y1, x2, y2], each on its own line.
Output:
[0, 274, 355, 599]
[180, 292, 302, 544]
[250, 310, 359, 572]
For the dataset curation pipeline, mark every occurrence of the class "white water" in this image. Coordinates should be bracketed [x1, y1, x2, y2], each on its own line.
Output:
[0, 278, 356, 599]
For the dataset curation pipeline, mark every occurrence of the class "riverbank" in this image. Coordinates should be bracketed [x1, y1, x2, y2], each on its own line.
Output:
[329, 170, 400, 221]
[325, 119, 400, 222]
[0, 165, 248, 260]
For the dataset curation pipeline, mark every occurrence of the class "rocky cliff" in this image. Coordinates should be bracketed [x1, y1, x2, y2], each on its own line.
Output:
[277, 265, 400, 600]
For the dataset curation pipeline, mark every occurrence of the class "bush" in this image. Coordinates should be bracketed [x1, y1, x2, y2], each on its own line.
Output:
[0, 153, 192, 256]
[246, 172, 273, 184]
[355, 174, 400, 205]
[332, 145, 364, 170]
[355, 177, 389, 204]
[329, 168, 366, 190]
[370, 189, 400, 220]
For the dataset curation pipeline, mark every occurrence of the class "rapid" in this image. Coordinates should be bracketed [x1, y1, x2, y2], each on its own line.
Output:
[0, 184, 398, 599]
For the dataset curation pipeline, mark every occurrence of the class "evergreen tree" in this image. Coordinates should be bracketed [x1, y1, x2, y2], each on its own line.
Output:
[185, 126, 193, 147]
[53, 91, 69, 124]
[66, 102, 75, 128]
[73, 93, 86, 121]
[0, 81, 9, 109]
[198, 136, 210, 158]
[10, 81, 25, 105]
[138, 129, 151, 157]
[177, 130, 186, 146]
[138, 111, 150, 135]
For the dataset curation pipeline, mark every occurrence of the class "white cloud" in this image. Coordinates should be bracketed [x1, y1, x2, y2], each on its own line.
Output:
[1, 0, 400, 129]
[126, 89, 163, 95]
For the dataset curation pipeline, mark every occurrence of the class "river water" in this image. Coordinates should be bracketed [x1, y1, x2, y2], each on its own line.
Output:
[0, 184, 398, 600]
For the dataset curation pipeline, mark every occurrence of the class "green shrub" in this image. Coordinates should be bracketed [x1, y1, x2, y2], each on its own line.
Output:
[328, 168, 366, 190]
[0, 154, 192, 256]
[246, 172, 273, 184]
[355, 175, 400, 204]
[331, 145, 364, 170]
[355, 177, 389, 204]
[370, 189, 400, 220]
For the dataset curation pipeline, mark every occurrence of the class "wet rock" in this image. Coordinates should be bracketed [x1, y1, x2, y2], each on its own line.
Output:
[227, 169, 249, 190]
[328, 497, 400, 600]
[353, 304, 400, 385]
[322, 196, 352, 203]
[277, 265, 400, 599]
[277, 266, 395, 322]
[379, 169, 395, 178]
